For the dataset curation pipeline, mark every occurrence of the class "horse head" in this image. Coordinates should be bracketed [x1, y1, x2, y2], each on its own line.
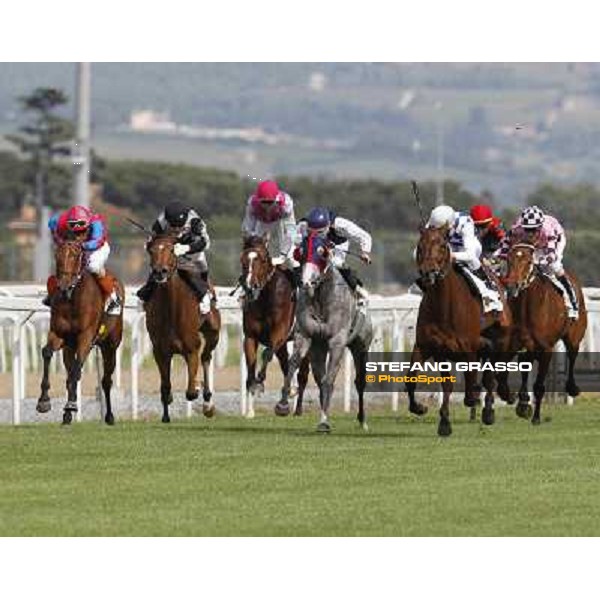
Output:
[504, 243, 536, 298]
[55, 240, 85, 298]
[415, 225, 451, 287]
[240, 234, 273, 298]
[298, 232, 332, 297]
[146, 233, 178, 284]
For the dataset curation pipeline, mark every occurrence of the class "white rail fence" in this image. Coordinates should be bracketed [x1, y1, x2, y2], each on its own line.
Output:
[1, 284, 600, 425]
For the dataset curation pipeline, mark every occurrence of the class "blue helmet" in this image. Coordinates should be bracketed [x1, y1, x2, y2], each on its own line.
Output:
[307, 207, 331, 230]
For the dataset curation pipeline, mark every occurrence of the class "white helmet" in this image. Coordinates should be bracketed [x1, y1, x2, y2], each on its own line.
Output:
[428, 205, 455, 228]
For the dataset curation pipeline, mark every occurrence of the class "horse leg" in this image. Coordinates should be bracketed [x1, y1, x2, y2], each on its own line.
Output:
[563, 340, 581, 398]
[532, 352, 552, 426]
[154, 348, 173, 423]
[37, 332, 63, 413]
[99, 341, 117, 426]
[481, 369, 496, 426]
[255, 346, 274, 394]
[244, 336, 259, 419]
[516, 352, 533, 420]
[294, 355, 311, 417]
[463, 369, 479, 422]
[184, 349, 200, 401]
[61, 330, 95, 425]
[349, 341, 368, 431]
[200, 328, 219, 417]
[316, 342, 345, 433]
[273, 345, 290, 416]
[278, 335, 311, 415]
[438, 376, 454, 437]
[200, 316, 220, 411]
[405, 345, 429, 416]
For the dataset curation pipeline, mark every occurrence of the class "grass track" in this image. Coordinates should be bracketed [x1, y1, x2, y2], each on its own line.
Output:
[2, 400, 600, 536]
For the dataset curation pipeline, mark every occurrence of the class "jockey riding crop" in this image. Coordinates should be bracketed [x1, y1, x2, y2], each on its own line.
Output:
[411, 180, 426, 228]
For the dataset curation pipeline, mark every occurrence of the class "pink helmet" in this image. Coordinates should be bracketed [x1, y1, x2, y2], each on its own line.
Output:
[255, 180, 280, 201]
[66, 205, 92, 232]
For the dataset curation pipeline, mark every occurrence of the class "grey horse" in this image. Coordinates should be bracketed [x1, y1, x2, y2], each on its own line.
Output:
[277, 234, 373, 432]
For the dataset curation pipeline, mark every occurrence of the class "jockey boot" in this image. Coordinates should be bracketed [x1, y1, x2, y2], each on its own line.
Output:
[557, 274, 579, 319]
[137, 277, 156, 302]
[338, 267, 361, 292]
[178, 267, 210, 302]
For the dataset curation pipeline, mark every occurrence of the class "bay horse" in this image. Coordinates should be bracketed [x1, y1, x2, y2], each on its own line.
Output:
[503, 243, 587, 424]
[144, 233, 221, 423]
[407, 226, 513, 436]
[279, 233, 373, 433]
[240, 235, 309, 418]
[36, 240, 124, 425]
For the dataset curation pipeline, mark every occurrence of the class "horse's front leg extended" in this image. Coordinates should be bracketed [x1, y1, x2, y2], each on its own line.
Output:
[516, 352, 533, 419]
[532, 351, 552, 426]
[405, 345, 429, 416]
[153, 348, 173, 423]
[244, 336, 259, 419]
[184, 348, 200, 402]
[37, 332, 63, 414]
[279, 335, 311, 413]
[438, 376, 454, 437]
[316, 342, 346, 433]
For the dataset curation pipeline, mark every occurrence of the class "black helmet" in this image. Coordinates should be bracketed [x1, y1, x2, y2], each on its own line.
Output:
[164, 201, 188, 228]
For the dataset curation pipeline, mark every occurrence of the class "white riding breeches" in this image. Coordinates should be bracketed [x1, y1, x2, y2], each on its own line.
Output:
[86, 242, 110, 274]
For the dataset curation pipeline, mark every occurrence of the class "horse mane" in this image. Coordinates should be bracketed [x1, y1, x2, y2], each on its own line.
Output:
[243, 235, 268, 251]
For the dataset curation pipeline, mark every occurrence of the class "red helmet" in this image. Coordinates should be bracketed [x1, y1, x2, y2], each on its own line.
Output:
[256, 180, 280, 201]
[470, 204, 493, 225]
[66, 205, 92, 232]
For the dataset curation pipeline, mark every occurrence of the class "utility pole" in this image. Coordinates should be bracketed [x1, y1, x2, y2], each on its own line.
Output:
[435, 101, 444, 206]
[73, 62, 91, 207]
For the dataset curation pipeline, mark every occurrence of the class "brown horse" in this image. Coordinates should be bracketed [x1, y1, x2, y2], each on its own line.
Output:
[240, 235, 309, 418]
[406, 226, 513, 436]
[143, 233, 221, 423]
[504, 243, 587, 424]
[36, 240, 124, 425]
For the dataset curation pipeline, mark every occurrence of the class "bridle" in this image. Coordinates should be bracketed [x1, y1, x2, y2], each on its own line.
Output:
[56, 241, 85, 300]
[505, 242, 537, 296]
[416, 227, 452, 286]
[241, 243, 275, 301]
[148, 235, 178, 284]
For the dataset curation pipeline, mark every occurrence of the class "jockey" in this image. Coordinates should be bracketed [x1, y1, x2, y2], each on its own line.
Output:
[295, 206, 372, 304]
[470, 204, 506, 256]
[241, 180, 297, 268]
[136, 201, 212, 314]
[422, 205, 503, 313]
[44, 205, 121, 314]
[497, 205, 578, 319]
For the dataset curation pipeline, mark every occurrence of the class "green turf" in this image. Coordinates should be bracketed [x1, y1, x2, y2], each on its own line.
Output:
[2, 400, 600, 536]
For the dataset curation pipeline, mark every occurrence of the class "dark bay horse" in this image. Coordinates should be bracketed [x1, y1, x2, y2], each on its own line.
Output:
[504, 243, 587, 424]
[240, 235, 309, 418]
[144, 233, 221, 423]
[407, 226, 513, 436]
[36, 240, 124, 425]
[279, 233, 373, 432]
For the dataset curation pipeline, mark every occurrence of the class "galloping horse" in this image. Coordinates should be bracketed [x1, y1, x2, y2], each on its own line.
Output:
[504, 243, 587, 424]
[407, 226, 513, 436]
[240, 235, 309, 418]
[279, 233, 373, 432]
[144, 233, 221, 423]
[37, 240, 124, 425]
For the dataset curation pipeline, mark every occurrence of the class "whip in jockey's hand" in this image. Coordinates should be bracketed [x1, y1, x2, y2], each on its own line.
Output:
[360, 252, 372, 265]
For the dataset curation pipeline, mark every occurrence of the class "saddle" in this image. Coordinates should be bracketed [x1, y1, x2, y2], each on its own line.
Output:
[454, 264, 505, 317]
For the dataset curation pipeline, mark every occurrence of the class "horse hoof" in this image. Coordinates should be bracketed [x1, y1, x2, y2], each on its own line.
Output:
[105, 414, 115, 426]
[518, 391, 530, 404]
[437, 420, 452, 437]
[482, 407, 495, 426]
[359, 421, 369, 432]
[409, 403, 428, 416]
[566, 382, 580, 397]
[186, 389, 199, 401]
[516, 403, 532, 420]
[62, 411, 73, 425]
[293, 408, 303, 417]
[274, 401, 290, 417]
[531, 416, 541, 426]
[202, 402, 216, 418]
[464, 396, 477, 408]
[36, 399, 51, 414]
[245, 409, 255, 419]
[504, 392, 517, 406]
[161, 415, 171, 423]
[316, 421, 331, 434]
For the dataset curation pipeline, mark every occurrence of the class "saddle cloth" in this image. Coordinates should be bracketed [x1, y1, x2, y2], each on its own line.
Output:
[542, 272, 579, 318]
[457, 265, 504, 313]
